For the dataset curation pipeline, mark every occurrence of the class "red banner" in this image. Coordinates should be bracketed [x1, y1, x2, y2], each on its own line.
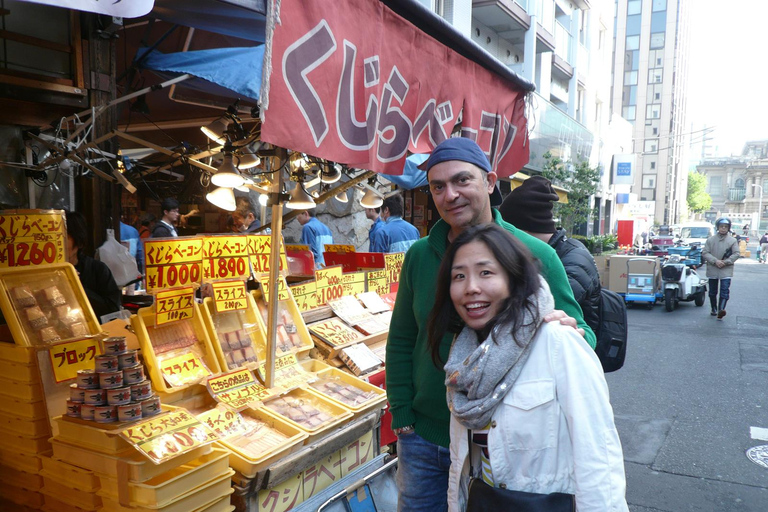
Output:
[261, 0, 529, 177]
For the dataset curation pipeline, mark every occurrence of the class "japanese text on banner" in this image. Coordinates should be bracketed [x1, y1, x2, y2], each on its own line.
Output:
[206, 369, 272, 411]
[211, 280, 248, 312]
[203, 236, 250, 281]
[144, 238, 203, 292]
[315, 266, 343, 306]
[0, 211, 67, 268]
[120, 408, 216, 464]
[48, 338, 102, 383]
[155, 287, 195, 326]
[290, 280, 318, 312]
[248, 235, 288, 274]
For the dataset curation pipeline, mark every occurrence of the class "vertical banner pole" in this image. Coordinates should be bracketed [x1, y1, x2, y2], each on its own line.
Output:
[265, 165, 283, 388]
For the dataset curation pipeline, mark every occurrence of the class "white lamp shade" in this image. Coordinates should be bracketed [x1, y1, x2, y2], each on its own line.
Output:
[206, 187, 237, 211]
[286, 184, 316, 209]
[320, 166, 341, 184]
[334, 190, 349, 203]
[238, 151, 261, 169]
[201, 117, 231, 144]
[360, 188, 383, 208]
[212, 154, 244, 187]
[235, 178, 254, 192]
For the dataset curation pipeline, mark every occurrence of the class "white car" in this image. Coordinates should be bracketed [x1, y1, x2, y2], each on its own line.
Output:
[677, 222, 715, 246]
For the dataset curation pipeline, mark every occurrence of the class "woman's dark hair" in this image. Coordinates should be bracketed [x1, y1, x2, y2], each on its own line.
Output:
[427, 224, 542, 367]
[66, 210, 89, 250]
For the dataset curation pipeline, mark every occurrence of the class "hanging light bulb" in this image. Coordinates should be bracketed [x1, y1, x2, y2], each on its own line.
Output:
[237, 147, 261, 169]
[258, 194, 269, 207]
[360, 187, 383, 208]
[235, 177, 254, 193]
[320, 164, 341, 184]
[286, 183, 316, 209]
[206, 187, 237, 211]
[211, 153, 245, 188]
[334, 190, 349, 203]
[201, 116, 232, 144]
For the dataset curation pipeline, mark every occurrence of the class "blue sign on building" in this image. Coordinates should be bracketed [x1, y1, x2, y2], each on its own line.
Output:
[617, 162, 632, 176]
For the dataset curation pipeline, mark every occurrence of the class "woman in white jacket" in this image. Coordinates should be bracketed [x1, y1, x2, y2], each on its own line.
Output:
[427, 224, 628, 512]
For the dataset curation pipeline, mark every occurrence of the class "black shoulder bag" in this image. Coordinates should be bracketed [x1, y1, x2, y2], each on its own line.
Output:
[465, 429, 575, 512]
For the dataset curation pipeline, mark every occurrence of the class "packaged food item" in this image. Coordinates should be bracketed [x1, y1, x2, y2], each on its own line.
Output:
[80, 403, 96, 421]
[106, 386, 131, 405]
[103, 336, 128, 355]
[25, 306, 48, 329]
[117, 403, 142, 422]
[66, 400, 82, 418]
[11, 285, 37, 308]
[83, 388, 107, 405]
[69, 384, 85, 403]
[226, 415, 289, 458]
[38, 326, 61, 343]
[117, 350, 139, 369]
[94, 355, 119, 373]
[139, 396, 161, 417]
[123, 365, 145, 385]
[149, 320, 198, 354]
[265, 396, 334, 429]
[94, 405, 118, 423]
[41, 285, 66, 307]
[310, 377, 378, 407]
[76, 369, 99, 389]
[99, 370, 124, 389]
[131, 380, 152, 401]
[67, 322, 89, 338]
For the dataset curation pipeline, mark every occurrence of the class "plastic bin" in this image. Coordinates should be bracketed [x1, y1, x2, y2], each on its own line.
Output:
[97, 449, 230, 507]
[0, 448, 43, 474]
[305, 367, 387, 418]
[251, 288, 314, 357]
[41, 494, 94, 512]
[194, 491, 235, 512]
[40, 454, 100, 493]
[262, 387, 353, 444]
[131, 304, 221, 395]
[0, 463, 44, 491]
[217, 406, 308, 478]
[0, 481, 45, 508]
[52, 416, 132, 455]
[0, 377, 45, 401]
[41, 476, 102, 511]
[50, 438, 213, 483]
[0, 412, 51, 437]
[200, 295, 267, 372]
[0, 430, 51, 454]
[98, 471, 234, 512]
[0, 396, 48, 420]
[0, 361, 42, 383]
[0, 341, 37, 364]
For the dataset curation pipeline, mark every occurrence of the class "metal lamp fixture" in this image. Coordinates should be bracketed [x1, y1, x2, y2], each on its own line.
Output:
[334, 190, 349, 203]
[237, 146, 261, 169]
[286, 182, 316, 209]
[360, 187, 383, 208]
[211, 153, 245, 188]
[320, 163, 342, 184]
[201, 116, 232, 144]
[206, 186, 237, 211]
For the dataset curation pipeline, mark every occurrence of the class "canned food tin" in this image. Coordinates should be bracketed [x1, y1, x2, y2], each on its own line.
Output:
[69, 384, 85, 403]
[106, 386, 131, 406]
[117, 349, 139, 369]
[130, 380, 152, 401]
[94, 405, 117, 423]
[99, 370, 124, 389]
[139, 395, 162, 417]
[123, 365, 145, 385]
[83, 388, 107, 405]
[117, 403, 143, 422]
[65, 400, 81, 418]
[76, 369, 99, 389]
[80, 403, 96, 421]
[94, 355, 119, 373]
[103, 336, 128, 355]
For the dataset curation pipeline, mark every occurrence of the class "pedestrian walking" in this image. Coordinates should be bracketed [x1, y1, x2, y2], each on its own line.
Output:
[702, 217, 740, 319]
[760, 232, 768, 263]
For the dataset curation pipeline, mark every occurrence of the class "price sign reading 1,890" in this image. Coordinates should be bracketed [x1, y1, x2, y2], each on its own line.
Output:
[144, 238, 203, 292]
[203, 236, 250, 281]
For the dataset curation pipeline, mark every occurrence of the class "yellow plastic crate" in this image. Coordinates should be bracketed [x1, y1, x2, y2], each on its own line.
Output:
[131, 303, 221, 395]
[40, 454, 100, 493]
[305, 367, 387, 418]
[0, 377, 45, 401]
[41, 477, 102, 511]
[0, 412, 50, 437]
[0, 482, 45, 508]
[98, 449, 229, 507]
[0, 429, 51, 454]
[0, 463, 44, 491]
[98, 471, 234, 512]
[0, 263, 102, 347]
[41, 494, 93, 512]
[50, 438, 213, 483]
[251, 288, 314, 357]
[0, 448, 43, 474]
[217, 406, 308, 479]
[0, 396, 48, 420]
[0, 341, 37, 364]
[200, 295, 267, 372]
[193, 492, 235, 512]
[52, 416, 132, 455]
[0, 361, 42, 383]
[262, 387, 353, 445]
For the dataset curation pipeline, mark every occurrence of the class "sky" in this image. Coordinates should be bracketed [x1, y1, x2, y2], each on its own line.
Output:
[686, 1, 768, 157]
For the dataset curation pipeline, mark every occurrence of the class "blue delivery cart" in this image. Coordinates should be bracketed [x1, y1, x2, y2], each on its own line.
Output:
[625, 257, 662, 308]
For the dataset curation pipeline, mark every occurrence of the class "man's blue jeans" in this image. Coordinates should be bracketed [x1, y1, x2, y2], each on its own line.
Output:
[708, 277, 731, 300]
[396, 433, 452, 512]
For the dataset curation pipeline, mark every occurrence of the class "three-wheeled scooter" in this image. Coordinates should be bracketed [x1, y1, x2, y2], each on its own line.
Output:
[661, 244, 707, 312]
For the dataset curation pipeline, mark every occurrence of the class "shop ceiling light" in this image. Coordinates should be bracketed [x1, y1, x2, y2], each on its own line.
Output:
[286, 183, 316, 209]
[320, 164, 341, 184]
[237, 148, 261, 169]
[334, 190, 349, 203]
[235, 177, 255, 193]
[211, 154, 245, 188]
[201, 116, 232, 144]
[206, 186, 237, 211]
[258, 194, 269, 207]
[360, 187, 383, 208]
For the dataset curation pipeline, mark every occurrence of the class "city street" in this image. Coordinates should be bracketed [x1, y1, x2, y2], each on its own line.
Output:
[608, 251, 768, 511]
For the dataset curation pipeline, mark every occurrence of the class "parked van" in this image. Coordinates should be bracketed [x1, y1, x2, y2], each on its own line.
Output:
[678, 222, 715, 246]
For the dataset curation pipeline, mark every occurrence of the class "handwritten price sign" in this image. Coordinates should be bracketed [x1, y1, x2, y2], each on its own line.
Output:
[144, 238, 203, 292]
[212, 280, 248, 312]
[48, 338, 102, 383]
[155, 287, 195, 326]
[260, 275, 291, 303]
[196, 408, 253, 440]
[257, 353, 309, 390]
[0, 211, 66, 268]
[384, 252, 405, 285]
[206, 369, 272, 411]
[203, 236, 250, 281]
[315, 265, 343, 306]
[341, 271, 366, 296]
[160, 352, 211, 388]
[366, 270, 389, 296]
[289, 280, 318, 312]
[248, 235, 288, 274]
[120, 408, 216, 464]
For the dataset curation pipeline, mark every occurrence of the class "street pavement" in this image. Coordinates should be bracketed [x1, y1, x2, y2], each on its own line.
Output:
[607, 248, 768, 511]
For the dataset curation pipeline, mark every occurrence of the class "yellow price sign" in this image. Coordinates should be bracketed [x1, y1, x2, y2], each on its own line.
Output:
[48, 338, 102, 384]
[120, 408, 216, 464]
[315, 265, 343, 306]
[341, 271, 366, 296]
[207, 368, 256, 394]
[196, 409, 253, 440]
[324, 244, 356, 253]
[160, 352, 211, 387]
[211, 280, 248, 312]
[144, 237, 203, 292]
[260, 276, 291, 303]
[285, 243, 310, 252]
[203, 236, 251, 281]
[367, 270, 389, 296]
[155, 287, 195, 326]
[248, 235, 288, 274]
[0, 211, 67, 268]
[257, 353, 309, 390]
[289, 280, 318, 312]
[206, 369, 272, 411]
[385, 252, 405, 284]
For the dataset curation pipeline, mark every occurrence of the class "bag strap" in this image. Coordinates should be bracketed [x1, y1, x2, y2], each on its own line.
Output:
[467, 429, 474, 478]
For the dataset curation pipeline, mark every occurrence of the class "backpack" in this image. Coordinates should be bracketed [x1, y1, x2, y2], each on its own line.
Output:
[595, 288, 628, 372]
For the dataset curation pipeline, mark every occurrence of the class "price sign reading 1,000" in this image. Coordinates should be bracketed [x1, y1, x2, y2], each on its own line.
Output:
[147, 263, 201, 290]
[316, 284, 344, 306]
[2, 242, 59, 267]
[206, 257, 248, 280]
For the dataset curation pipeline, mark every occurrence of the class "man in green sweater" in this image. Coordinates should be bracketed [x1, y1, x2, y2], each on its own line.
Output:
[385, 137, 595, 512]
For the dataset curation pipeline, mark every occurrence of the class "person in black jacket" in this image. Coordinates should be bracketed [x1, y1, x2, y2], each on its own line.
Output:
[499, 176, 601, 334]
[66, 211, 121, 320]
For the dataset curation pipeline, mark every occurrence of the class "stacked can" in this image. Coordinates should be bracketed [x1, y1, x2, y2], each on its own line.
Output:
[66, 336, 161, 423]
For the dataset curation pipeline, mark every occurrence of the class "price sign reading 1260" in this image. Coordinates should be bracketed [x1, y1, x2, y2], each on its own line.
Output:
[155, 287, 195, 326]
[212, 280, 248, 313]
[0, 211, 67, 268]
[248, 234, 287, 274]
[203, 236, 250, 281]
[144, 238, 203, 292]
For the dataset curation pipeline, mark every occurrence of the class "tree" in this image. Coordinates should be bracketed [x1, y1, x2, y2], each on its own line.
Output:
[539, 151, 601, 234]
[687, 171, 712, 213]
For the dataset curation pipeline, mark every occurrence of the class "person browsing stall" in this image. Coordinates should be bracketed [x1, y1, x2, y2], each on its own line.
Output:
[366, 207, 385, 252]
[428, 224, 628, 512]
[151, 198, 198, 238]
[297, 209, 333, 268]
[377, 193, 420, 253]
[385, 137, 594, 512]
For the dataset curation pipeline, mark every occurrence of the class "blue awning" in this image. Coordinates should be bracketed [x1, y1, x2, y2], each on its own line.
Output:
[151, 0, 267, 42]
[384, 154, 429, 190]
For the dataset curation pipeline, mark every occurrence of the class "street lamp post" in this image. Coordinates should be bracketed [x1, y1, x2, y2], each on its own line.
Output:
[753, 183, 763, 234]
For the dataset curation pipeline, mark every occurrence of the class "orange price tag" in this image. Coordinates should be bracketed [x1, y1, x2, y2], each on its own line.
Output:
[211, 280, 248, 312]
[385, 252, 405, 284]
[0, 211, 67, 268]
[155, 287, 195, 326]
[120, 408, 216, 464]
[160, 352, 210, 387]
[248, 235, 288, 274]
[259, 276, 291, 303]
[48, 338, 102, 383]
[144, 238, 203, 292]
[289, 281, 318, 312]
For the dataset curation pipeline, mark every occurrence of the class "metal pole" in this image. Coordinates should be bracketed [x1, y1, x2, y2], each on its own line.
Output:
[265, 166, 283, 388]
[758, 185, 763, 234]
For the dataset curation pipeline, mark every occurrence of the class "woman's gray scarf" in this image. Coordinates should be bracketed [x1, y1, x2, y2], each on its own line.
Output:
[444, 279, 555, 430]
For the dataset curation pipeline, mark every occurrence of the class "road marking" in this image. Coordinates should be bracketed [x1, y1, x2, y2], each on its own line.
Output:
[750, 426, 768, 441]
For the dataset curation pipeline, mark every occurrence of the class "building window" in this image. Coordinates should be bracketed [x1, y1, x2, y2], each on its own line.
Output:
[641, 189, 656, 201]
[625, 71, 638, 85]
[626, 14, 641, 36]
[646, 104, 661, 120]
[652, 0, 667, 11]
[709, 176, 722, 196]
[642, 175, 656, 188]
[648, 68, 663, 83]
[622, 106, 636, 121]
[628, 0, 642, 15]
[645, 139, 659, 153]
[626, 35, 640, 51]
[650, 32, 665, 49]
[651, 161, 656, 169]
[651, 11, 667, 32]
[653, 127, 658, 135]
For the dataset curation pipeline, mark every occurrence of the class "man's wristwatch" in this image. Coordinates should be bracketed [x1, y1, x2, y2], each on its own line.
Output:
[394, 425, 415, 436]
